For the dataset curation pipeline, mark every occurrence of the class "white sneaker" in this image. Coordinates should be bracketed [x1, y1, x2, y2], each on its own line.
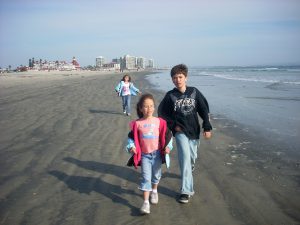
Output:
[150, 192, 158, 204]
[140, 201, 150, 214]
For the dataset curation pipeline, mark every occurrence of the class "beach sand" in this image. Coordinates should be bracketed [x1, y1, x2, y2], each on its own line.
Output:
[0, 71, 299, 225]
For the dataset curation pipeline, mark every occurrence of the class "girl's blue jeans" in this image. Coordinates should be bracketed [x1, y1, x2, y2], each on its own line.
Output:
[121, 95, 131, 113]
[175, 132, 199, 195]
[139, 150, 162, 192]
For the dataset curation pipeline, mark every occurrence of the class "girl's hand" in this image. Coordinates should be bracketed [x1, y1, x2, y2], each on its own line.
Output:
[130, 147, 137, 154]
[164, 147, 171, 154]
[203, 131, 212, 139]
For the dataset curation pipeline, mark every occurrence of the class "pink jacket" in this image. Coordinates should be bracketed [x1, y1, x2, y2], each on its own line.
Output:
[129, 117, 167, 169]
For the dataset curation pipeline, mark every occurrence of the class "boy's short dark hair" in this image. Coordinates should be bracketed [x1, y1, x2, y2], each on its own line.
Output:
[170, 64, 188, 77]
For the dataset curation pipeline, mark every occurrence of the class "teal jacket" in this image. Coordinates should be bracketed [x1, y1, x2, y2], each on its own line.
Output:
[115, 81, 140, 96]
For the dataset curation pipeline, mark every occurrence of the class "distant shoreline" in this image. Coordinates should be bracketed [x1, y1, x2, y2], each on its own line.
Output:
[0, 70, 160, 89]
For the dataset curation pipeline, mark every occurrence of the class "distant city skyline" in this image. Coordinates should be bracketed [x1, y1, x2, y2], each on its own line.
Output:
[1, 54, 154, 72]
[95, 54, 154, 70]
[1, 0, 300, 69]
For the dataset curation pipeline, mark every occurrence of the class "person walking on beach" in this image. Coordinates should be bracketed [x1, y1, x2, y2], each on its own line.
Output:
[158, 64, 212, 204]
[115, 74, 141, 116]
[126, 93, 173, 214]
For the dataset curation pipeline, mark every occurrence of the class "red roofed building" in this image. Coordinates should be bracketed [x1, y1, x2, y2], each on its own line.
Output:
[72, 57, 80, 70]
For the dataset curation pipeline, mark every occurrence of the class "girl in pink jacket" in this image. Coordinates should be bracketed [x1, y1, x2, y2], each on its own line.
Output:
[126, 93, 173, 215]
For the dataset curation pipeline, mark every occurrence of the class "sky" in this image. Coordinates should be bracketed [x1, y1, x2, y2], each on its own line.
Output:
[0, 0, 300, 68]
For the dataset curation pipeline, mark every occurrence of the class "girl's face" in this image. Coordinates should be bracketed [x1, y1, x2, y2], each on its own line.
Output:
[124, 76, 129, 82]
[140, 98, 155, 118]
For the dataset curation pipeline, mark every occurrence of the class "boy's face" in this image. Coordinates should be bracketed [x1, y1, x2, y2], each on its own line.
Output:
[172, 73, 187, 89]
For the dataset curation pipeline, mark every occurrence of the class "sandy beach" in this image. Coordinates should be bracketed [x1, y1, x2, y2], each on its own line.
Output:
[0, 70, 299, 225]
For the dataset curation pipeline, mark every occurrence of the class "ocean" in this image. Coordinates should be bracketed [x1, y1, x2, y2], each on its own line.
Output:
[147, 66, 300, 158]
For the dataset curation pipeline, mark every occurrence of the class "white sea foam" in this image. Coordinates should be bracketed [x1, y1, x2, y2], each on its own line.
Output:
[194, 70, 300, 85]
[211, 73, 279, 83]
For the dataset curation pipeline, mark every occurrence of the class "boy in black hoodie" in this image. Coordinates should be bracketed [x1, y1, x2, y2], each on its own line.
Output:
[158, 64, 212, 203]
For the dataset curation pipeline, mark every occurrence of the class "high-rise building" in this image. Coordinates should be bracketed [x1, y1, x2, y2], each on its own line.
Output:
[96, 56, 105, 68]
[112, 58, 121, 64]
[147, 59, 154, 68]
[124, 55, 136, 70]
[119, 57, 125, 71]
[137, 57, 146, 69]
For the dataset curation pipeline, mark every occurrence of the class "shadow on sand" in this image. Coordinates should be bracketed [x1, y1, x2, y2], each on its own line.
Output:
[48, 170, 141, 216]
[49, 157, 180, 216]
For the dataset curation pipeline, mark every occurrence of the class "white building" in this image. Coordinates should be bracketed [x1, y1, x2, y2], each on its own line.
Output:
[147, 59, 154, 68]
[32, 60, 75, 71]
[103, 62, 120, 70]
[124, 55, 136, 70]
[96, 56, 105, 68]
[137, 57, 146, 69]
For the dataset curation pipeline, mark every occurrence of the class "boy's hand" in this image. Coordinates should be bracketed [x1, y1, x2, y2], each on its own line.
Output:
[175, 126, 182, 132]
[203, 131, 212, 139]
[130, 147, 137, 154]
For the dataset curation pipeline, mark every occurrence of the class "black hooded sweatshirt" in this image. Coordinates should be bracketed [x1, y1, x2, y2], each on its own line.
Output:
[158, 86, 212, 140]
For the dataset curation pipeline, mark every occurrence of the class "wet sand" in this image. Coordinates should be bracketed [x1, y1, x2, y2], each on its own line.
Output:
[0, 71, 299, 225]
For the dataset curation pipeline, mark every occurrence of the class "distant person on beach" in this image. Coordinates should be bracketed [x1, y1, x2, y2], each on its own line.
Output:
[158, 64, 212, 204]
[126, 93, 173, 214]
[115, 74, 141, 116]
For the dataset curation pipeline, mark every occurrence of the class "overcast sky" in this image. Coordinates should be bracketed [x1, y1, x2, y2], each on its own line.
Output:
[1, 0, 300, 68]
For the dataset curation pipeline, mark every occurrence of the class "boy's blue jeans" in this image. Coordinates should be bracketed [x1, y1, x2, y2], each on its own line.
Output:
[139, 150, 162, 192]
[121, 95, 131, 113]
[175, 132, 199, 195]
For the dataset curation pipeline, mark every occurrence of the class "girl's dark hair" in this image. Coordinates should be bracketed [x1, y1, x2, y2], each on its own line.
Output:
[136, 93, 155, 118]
[170, 64, 188, 77]
[122, 74, 131, 82]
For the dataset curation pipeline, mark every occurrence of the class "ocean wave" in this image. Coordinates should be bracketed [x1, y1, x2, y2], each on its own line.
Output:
[245, 96, 300, 101]
[255, 67, 279, 71]
[211, 74, 279, 83]
[196, 72, 300, 85]
[283, 81, 300, 85]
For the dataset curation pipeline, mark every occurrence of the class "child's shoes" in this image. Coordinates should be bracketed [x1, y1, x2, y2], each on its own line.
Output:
[150, 192, 158, 204]
[140, 201, 150, 214]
